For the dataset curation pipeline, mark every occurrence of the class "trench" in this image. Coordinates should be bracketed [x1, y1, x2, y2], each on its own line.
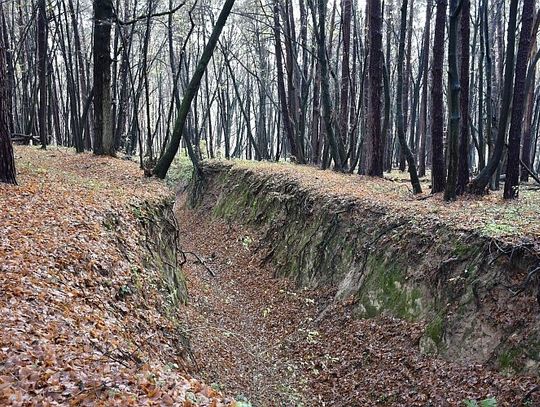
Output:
[163, 163, 540, 406]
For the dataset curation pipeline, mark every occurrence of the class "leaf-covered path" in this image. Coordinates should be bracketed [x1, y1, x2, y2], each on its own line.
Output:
[176, 196, 540, 406]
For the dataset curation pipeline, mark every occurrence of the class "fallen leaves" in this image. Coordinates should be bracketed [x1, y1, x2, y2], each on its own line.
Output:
[0, 146, 233, 406]
[176, 194, 540, 406]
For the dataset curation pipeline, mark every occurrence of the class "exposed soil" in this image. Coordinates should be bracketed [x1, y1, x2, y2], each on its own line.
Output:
[176, 197, 540, 406]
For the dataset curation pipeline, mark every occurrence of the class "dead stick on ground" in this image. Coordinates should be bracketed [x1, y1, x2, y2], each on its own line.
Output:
[182, 251, 216, 277]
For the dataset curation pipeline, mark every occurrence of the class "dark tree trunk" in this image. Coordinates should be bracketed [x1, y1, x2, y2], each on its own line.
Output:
[399, 0, 414, 172]
[397, 0, 422, 193]
[470, 0, 518, 194]
[339, 0, 352, 144]
[313, 0, 346, 170]
[418, 0, 432, 177]
[477, 0, 485, 170]
[504, 0, 534, 199]
[483, 0, 493, 173]
[37, 0, 47, 149]
[153, 0, 236, 179]
[444, 0, 462, 201]
[272, 0, 299, 162]
[0, 3, 15, 185]
[366, 0, 384, 176]
[311, 56, 322, 165]
[457, 0, 470, 195]
[521, 64, 536, 182]
[520, 10, 540, 182]
[93, 0, 114, 156]
[431, 0, 447, 193]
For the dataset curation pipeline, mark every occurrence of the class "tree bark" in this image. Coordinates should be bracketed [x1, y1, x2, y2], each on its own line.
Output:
[504, 0, 535, 199]
[470, 0, 518, 194]
[444, 0, 462, 201]
[457, 0, 470, 195]
[0, 2, 15, 185]
[339, 0, 352, 145]
[313, 0, 346, 170]
[37, 0, 47, 149]
[93, 0, 115, 156]
[431, 0, 447, 193]
[366, 0, 384, 176]
[418, 0, 432, 177]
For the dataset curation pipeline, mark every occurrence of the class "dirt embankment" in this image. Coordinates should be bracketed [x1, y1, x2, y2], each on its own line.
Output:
[192, 161, 540, 377]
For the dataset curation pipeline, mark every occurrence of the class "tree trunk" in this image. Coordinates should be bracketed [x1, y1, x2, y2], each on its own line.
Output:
[418, 0, 432, 177]
[397, 0, 422, 193]
[504, 0, 534, 199]
[520, 10, 540, 182]
[444, 0, 462, 201]
[457, 0, 470, 195]
[153, 0, 236, 179]
[470, 0, 518, 194]
[339, 0, 352, 145]
[312, 0, 346, 170]
[37, 0, 47, 149]
[366, 0, 384, 176]
[0, 2, 15, 185]
[272, 0, 299, 162]
[431, 0, 447, 193]
[93, 0, 114, 156]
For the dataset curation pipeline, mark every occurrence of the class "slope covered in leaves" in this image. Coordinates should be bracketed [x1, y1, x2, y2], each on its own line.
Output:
[0, 147, 232, 405]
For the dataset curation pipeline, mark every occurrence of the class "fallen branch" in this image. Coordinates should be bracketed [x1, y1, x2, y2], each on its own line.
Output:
[180, 250, 216, 277]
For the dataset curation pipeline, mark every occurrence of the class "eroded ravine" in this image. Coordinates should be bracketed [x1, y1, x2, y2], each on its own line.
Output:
[175, 194, 540, 406]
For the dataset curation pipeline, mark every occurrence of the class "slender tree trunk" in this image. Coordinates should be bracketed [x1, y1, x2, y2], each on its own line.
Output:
[504, 0, 535, 199]
[313, 0, 346, 170]
[339, 0, 352, 144]
[366, 0, 384, 176]
[483, 0, 493, 173]
[37, 0, 47, 149]
[521, 10, 540, 182]
[470, 0, 518, 194]
[272, 0, 299, 162]
[153, 0, 236, 179]
[397, 0, 422, 193]
[0, 2, 15, 184]
[311, 55, 322, 165]
[431, 0, 447, 193]
[457, 0, 470, 195]
[418, 0, 432, 177]
[93, 0, 114, 156]
[444, 0, 462, 201]
[399, 0, 414, 172]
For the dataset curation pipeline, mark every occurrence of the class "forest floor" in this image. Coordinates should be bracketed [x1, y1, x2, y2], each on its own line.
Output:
[177, 202, 540, 406]
[0, 146, 233, 405]
[2, 147, 540, 406]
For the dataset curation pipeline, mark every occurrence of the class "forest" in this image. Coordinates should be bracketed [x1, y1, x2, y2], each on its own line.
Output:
[2, 0, 540, 405]
[0, 0, 539, 199]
